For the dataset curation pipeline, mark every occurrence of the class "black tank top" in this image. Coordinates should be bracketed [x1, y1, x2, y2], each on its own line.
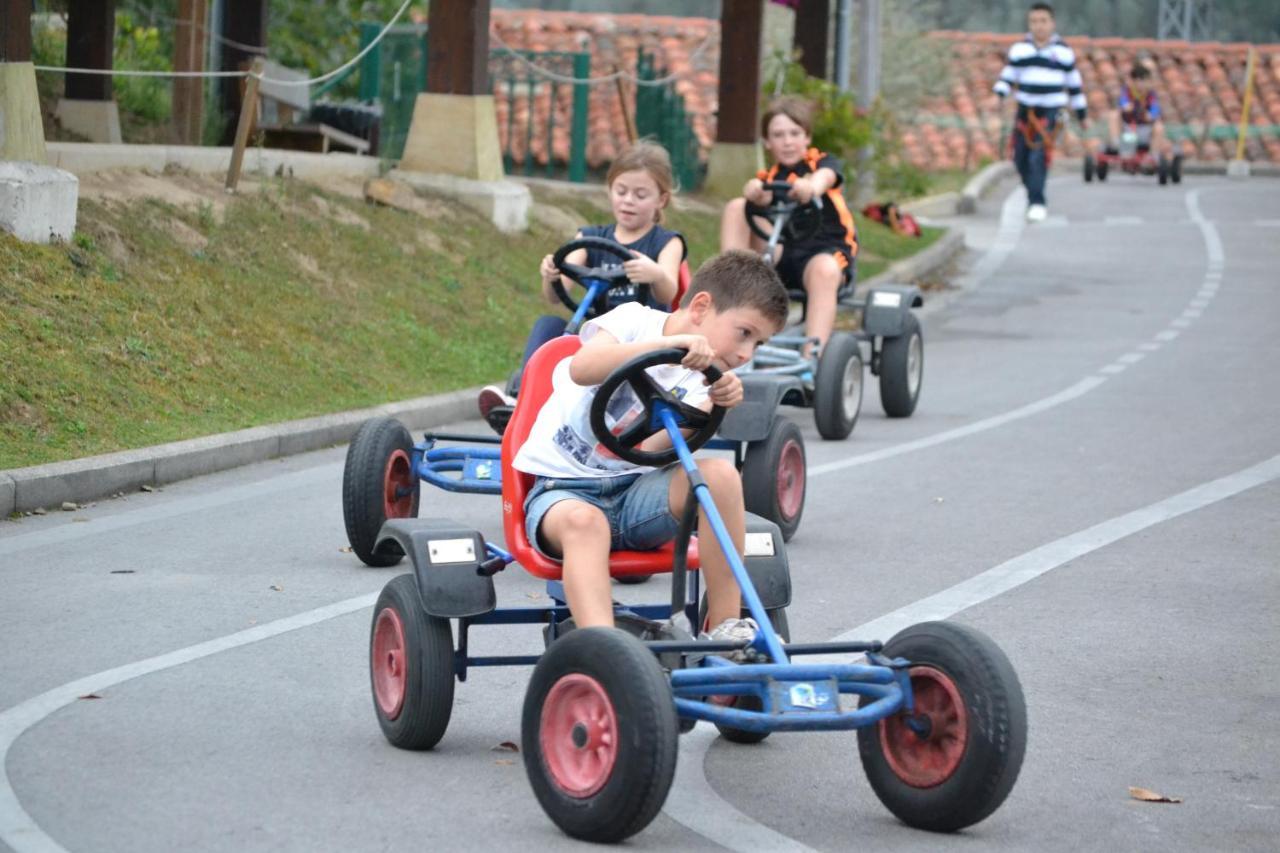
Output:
[579, 223, 687, 311]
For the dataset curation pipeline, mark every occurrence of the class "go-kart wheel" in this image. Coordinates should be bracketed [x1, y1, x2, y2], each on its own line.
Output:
[1097, 160, 1109, 181]
[1083, 155, 1095, 183]
[523, 627, 678, 843]
[370, 574, 455, 750]
[1158, 156, 1170, 185]
[615, 574, 652, 585]
[550, 236, 648, 316]
[1171, 154, 1184, 184]
[695, 601, 790, 744]
[343, 417, 419, 567]
[858, 621, 1027, 833]
[879, 313, 924, 418]
[589, 348, 726, 468]
[813, 333, 863, 440]
[741, 416, 806, 542]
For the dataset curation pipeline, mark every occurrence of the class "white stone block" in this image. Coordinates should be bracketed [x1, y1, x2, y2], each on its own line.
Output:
[389, 169, 531, 233]
[0, 161, 79, 244]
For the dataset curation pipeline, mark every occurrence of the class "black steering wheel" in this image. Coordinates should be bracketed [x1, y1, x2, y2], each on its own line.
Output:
[589, 349, 727, 468]
[549, 236, 649, 316]
[744, 179, 824, 243]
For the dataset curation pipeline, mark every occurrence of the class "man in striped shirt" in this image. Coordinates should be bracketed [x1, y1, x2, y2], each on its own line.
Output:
[993, 2, 1088, 222]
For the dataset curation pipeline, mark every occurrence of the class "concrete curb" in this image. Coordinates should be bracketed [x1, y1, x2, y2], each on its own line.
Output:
[958, 162, 1016, 214]
[902, 191, 961, 219]
[2, 388, 479, 515]
[46, 142, 381, 180]
[859, 228, 966, 291]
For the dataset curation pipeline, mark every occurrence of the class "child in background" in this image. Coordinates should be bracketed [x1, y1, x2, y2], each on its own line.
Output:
[478, 141, 688, 431]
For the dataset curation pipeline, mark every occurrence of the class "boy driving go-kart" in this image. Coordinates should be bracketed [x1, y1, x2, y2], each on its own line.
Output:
[1084, 60, 1184, 185]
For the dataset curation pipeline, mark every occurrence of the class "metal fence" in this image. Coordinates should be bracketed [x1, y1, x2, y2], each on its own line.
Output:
[634, 50, 705, 190]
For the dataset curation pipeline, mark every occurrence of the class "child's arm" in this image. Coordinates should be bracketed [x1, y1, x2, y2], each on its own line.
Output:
[569, 329, 715, 386]
[540, 232, 586, 305]
[789, 167, 839, 204]
[621, 239, 683, 308]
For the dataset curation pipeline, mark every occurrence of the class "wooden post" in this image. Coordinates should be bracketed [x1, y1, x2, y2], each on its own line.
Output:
[425, 0, 491, 95]
[2, 0, 33, 62]
[65, 0, 115, 100]
[614, 68, 637, 144]
[794, 0, 830, 79]
[172, 0, 208, 145]
[716, 0, 764, 145]
[225, 57, 264, 192]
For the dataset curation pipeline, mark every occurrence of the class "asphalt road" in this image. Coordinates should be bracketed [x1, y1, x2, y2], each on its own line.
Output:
[2, 175, 1278, 853]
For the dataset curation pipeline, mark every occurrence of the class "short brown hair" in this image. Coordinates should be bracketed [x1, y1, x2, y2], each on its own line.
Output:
[686, 250, 789, 330]
[761, 96, 815, 138]
[605, 140, 675, 223]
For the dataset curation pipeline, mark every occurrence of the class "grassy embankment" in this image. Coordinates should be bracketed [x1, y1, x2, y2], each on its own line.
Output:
[0, 174, 938, 469]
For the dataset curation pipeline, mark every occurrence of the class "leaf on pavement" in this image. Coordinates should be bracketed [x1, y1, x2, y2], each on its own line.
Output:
[338, 546, 353, 553]
[1129, 786, 1182, 803]
[78, 693, 102, 700]
[494, 758, 515, 766]
[491, 741, 519, 753]
[269, 584, 284, 592]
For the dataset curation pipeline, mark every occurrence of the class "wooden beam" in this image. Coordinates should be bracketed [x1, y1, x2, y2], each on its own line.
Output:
[2, 0, 33, 62]
[219, 0, 267, 143]
[65, 0, 115, 100]
[172, 0, 207, 144]
[794, 0, 830, 79]
[426, 0, 490, 96]
[716, 0, 763, 144]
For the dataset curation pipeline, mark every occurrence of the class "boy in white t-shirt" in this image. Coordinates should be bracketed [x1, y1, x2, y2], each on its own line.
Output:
[513, 251, 790, 643]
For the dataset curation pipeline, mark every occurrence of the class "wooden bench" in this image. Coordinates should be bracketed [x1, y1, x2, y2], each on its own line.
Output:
[256, 60, 372, 155]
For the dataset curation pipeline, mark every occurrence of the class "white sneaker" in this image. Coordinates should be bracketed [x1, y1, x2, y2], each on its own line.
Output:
[702, 617, 760, 661]
[476, 385, 515, 419]
[1026, 204, 1047, 223]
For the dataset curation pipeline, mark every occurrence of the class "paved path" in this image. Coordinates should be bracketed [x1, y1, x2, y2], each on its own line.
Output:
[2, 176, 1278, 852]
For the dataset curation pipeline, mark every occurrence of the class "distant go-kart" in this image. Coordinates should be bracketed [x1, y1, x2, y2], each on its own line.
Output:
[1084, 125, 1184, 185]
[342, 236, 811, 547]
[745, 181, 926, 441]
[359, 338, 1028, 844]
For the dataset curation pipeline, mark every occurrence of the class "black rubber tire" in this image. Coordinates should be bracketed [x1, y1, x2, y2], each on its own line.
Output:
[1097, 160, 1109, 181]
[696, 600, 790, 744]
[1171, 154, 1183, 184]
[1083, 155, 1094, 183]
[858, 621, 1027, 833]
[878, 313, 924, 418]
[343, 417, 419, 567]
[370, 574, 455, 750]
[615, 574, 652, 585]
[523, 628, 678, 843]
[1158, 156, 1170, 185]
[741, 416, 806, 542]
[813, 332, 863, 440]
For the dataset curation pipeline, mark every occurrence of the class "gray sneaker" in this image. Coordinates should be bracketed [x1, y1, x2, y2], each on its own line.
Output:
[702, 617, 760, 662]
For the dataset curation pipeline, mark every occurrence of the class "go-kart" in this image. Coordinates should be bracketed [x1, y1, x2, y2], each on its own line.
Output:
[744, 181, 925, 440]
[342, 237, 810, 565]
[1084, 125, 1183, 185]
[362, 338, 1027, 843]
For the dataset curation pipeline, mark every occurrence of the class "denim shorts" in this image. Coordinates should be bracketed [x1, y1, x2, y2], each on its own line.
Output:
[524, 466, 678, 559]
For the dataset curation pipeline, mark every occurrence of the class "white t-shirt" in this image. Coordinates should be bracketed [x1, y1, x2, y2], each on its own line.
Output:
[513, 302, 710, 479]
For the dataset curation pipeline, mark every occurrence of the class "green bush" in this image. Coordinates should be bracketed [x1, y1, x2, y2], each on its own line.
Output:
[112, 13, 171, 124]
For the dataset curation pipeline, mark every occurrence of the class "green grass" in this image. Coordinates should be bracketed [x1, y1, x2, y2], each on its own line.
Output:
[0, 177, 940, 469]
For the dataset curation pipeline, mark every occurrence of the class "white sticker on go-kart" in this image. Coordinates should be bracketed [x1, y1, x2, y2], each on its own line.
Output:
[744, 532, 775, 557]
[871, 291, 903, 308]
[788, 683, 831, 710]
[428, 538, 476, 564]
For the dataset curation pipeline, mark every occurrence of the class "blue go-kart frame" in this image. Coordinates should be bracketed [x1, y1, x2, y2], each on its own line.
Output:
[358, 338, 1027, 844]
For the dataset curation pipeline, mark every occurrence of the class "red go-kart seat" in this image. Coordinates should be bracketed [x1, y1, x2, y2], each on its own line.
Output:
[672, 260, 691, 309]
[500, 335, 700, 580]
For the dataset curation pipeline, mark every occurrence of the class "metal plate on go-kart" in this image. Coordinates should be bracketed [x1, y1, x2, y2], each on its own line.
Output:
[427, 538, 476, 564]
[744, 532, 776, 557]
[770, 678, 840, 713]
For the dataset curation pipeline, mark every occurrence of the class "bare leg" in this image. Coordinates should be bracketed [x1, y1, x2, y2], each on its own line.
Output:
[669, 458, 745, 629]
[1107, 110, 1122, 150]
[539, 500, 614, 628]
[802, 253, 842, 358]
[720, 197, 770, 254]
[1152, 120, 1172, 158]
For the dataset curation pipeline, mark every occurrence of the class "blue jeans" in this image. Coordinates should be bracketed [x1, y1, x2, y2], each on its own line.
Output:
[1014, 111, 1057, 207]
[524, 467, 679, 559]
[509, 315, 568, 397]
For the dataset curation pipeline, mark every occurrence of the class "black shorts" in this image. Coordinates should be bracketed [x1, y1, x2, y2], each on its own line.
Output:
[775, 242, 854, 294]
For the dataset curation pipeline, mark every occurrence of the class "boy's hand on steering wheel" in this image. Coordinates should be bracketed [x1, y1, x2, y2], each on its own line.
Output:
[539, 253, 560, 285]
[743, 178, 770, 206]
[622, 250, 662, 284]
[706, 371, 743, 409]
[788, 178, 816, 204]
[664, 334, 716, 370]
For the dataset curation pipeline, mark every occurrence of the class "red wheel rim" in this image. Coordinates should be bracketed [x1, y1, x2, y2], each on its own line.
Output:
[880, 665, 969, 788]
[382, 449, 415, 519]
[371, 607, 407, 720]
[540, 674, 618, 798]
[775, 438, 805, 521]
